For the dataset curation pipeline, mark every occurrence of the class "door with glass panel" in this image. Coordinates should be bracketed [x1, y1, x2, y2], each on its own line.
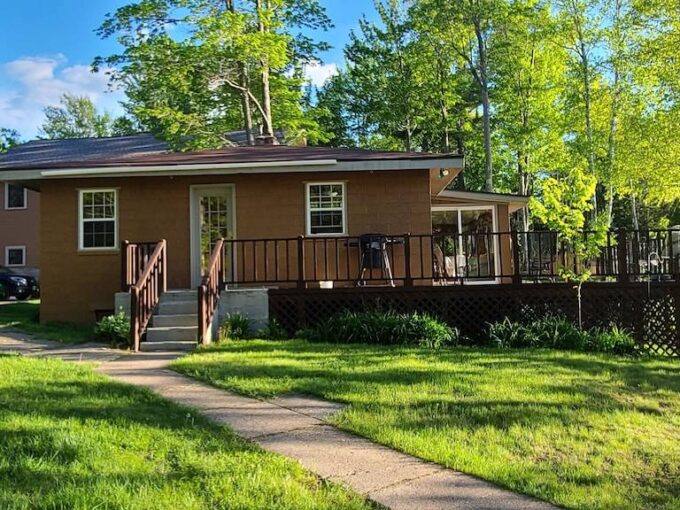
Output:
[431, 207, 498, 282]
[191, 186, 234, 287]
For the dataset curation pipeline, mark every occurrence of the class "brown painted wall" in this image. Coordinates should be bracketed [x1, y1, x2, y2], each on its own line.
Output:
[0, 182, 40, 277]
[40, 170, 432, 323]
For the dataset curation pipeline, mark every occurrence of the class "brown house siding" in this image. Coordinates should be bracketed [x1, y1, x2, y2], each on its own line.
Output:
[40, 169, 431, 324]
[0, 183, 40, 277]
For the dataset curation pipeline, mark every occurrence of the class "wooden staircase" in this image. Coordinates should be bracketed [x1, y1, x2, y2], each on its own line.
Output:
[142, 290, 198, 352]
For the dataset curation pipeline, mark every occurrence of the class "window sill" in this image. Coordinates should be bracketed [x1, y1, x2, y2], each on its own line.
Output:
[4, 207, 28, 211]
[77, 249, 120, 256]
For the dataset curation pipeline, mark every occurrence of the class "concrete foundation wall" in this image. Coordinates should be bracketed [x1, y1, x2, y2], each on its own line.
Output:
[216, 288, 269, 339]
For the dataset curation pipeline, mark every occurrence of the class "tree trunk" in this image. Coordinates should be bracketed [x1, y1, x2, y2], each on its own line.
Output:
[256, 0, 274, 138]
[226, 0, 254, 144]
[581, 47, 596, 215]
[605, 0, 622, 226]
[240, 65, 255, 145]
[474, 20, 493, 192]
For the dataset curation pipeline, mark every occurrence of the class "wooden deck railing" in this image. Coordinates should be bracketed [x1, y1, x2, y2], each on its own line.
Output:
[121, 241, 161, 291]
[217, 229, 680, 288]
[129, 239, 167, 351]
[198, 239, 225, 344]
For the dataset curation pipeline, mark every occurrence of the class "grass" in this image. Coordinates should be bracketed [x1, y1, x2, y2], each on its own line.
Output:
[0, 300, 93, 344]
[173, 340, 680, 510]
[0, 355, 373, 510]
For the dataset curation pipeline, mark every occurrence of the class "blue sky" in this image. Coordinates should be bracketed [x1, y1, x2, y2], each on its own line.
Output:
[0, 0, 377, 139]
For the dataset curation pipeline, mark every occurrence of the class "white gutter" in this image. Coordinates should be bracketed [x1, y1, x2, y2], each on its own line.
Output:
[41, 158, 338, 177]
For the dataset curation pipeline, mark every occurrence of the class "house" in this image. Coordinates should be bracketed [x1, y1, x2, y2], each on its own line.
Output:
[0, 134, 528, 348]
[0, 180, 40, 279]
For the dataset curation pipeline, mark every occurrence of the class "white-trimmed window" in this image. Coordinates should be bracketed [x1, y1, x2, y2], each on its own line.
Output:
[306, 182, 346, 236]
[79, 189, 118, 250]
[5, 183, 27, 210]
[5, 246, 26, 267]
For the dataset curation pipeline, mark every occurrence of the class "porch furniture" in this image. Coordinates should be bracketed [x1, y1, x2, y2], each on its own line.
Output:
[356, 234, 396, 287]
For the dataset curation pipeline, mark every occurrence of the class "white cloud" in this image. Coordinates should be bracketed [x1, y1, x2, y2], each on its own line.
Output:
[303, 62, 339, 87]
[0, 55, 125, 138]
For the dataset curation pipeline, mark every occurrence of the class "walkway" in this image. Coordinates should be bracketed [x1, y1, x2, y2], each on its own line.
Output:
[0, 332, 558, 510]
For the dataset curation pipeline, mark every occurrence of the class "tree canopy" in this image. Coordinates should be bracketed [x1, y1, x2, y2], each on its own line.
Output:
[39, 94, 138, 140]
[0, 128, 20, 153]
[314, 0, 680, 228]
[94, 0, 332, 150]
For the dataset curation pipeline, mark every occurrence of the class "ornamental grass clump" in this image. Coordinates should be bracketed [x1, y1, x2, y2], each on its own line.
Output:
[304, 310, 459, 348]
[486, 315, 638, 355]
[219, 313, 252, 341]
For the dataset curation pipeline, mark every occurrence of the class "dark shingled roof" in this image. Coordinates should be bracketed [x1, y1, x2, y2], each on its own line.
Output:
[0, 134, 460, 171]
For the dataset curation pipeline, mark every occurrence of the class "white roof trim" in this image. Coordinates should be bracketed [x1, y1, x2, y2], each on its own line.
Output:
[437, 189, 529, 204]
[0, 156, 462, 181]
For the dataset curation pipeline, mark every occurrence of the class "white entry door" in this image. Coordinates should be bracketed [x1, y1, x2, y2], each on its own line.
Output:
[190, 186, 234, 287]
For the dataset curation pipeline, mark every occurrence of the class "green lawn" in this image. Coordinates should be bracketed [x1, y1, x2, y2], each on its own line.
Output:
[0, 355, 372, 510]
[0, 301, 93, 344]
[173, 340, 680, 510]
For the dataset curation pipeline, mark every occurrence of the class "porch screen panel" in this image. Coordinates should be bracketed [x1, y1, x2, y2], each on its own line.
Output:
[460, 209, 495, 279]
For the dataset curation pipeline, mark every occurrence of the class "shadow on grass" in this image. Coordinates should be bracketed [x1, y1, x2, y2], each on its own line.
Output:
[179, 341, 680, 431]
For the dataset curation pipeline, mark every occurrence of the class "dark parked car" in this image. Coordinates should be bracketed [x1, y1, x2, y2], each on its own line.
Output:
[0, 267, 39, 300]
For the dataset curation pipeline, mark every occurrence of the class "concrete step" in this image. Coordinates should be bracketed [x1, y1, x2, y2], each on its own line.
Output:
[160, 290, 197, 303]
[152, 313, 197, 328]
[146, 325, 198, 342]
[157, 300, 198, 315]
[141, 340, 196, 352]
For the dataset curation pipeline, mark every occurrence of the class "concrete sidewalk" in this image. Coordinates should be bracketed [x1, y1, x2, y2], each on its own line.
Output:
[1, 334, 558, 510]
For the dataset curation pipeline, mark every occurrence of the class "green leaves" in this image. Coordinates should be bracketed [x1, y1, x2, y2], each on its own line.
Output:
[0, 128, 20, 153]
[96, 0, 331, 150]
[38, 94, 135, 140]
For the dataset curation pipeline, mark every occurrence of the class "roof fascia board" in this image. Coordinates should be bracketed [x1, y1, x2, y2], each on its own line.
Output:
[0, 156, 463, 181]
[437, 189, 529, 204]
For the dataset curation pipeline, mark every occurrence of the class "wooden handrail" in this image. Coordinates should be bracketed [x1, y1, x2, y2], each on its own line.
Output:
[130, 239, 167, 351]
[198, 239, 225, 344]
[121, 240, 160, 291]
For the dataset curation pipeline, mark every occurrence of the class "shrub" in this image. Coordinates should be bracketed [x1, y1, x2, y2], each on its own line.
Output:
[257, 319, 289, 340]
[305, 310, 459, 348]
[587, 325, 637, 355]
[487, 318, 527, 348]
[95, 310, 130, 348]
[219, 313, 251, 341]
[485, 316, 637, 355]
[531, 316, 588, 350]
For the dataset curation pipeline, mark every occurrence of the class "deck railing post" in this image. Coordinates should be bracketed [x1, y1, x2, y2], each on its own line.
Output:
[161, 239, 167, 293]
[130, 286, 140, 352]
[121, 240, 131, 291]
[297, 236, 306, 289]
[617, 228, 629, 283]
[511, 230, 522, 285]
[404, 233, 412, 287]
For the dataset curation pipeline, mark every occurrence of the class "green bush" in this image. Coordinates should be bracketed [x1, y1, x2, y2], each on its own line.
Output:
[487, 318, 527, 348]
[587, 325, 637, 355]
[256, 319, 288, 340]
[219, 313, 251, 341]
[305, 310, 459, 348]
[485, 316, 637, 355]
[95, 310, 131, 348]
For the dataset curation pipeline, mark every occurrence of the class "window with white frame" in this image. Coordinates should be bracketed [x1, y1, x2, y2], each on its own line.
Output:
[306, 182, 346, 235]
[79, 189, 118, 250]
[5, 183, 26, 209]
[5, 246, 26, 267]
